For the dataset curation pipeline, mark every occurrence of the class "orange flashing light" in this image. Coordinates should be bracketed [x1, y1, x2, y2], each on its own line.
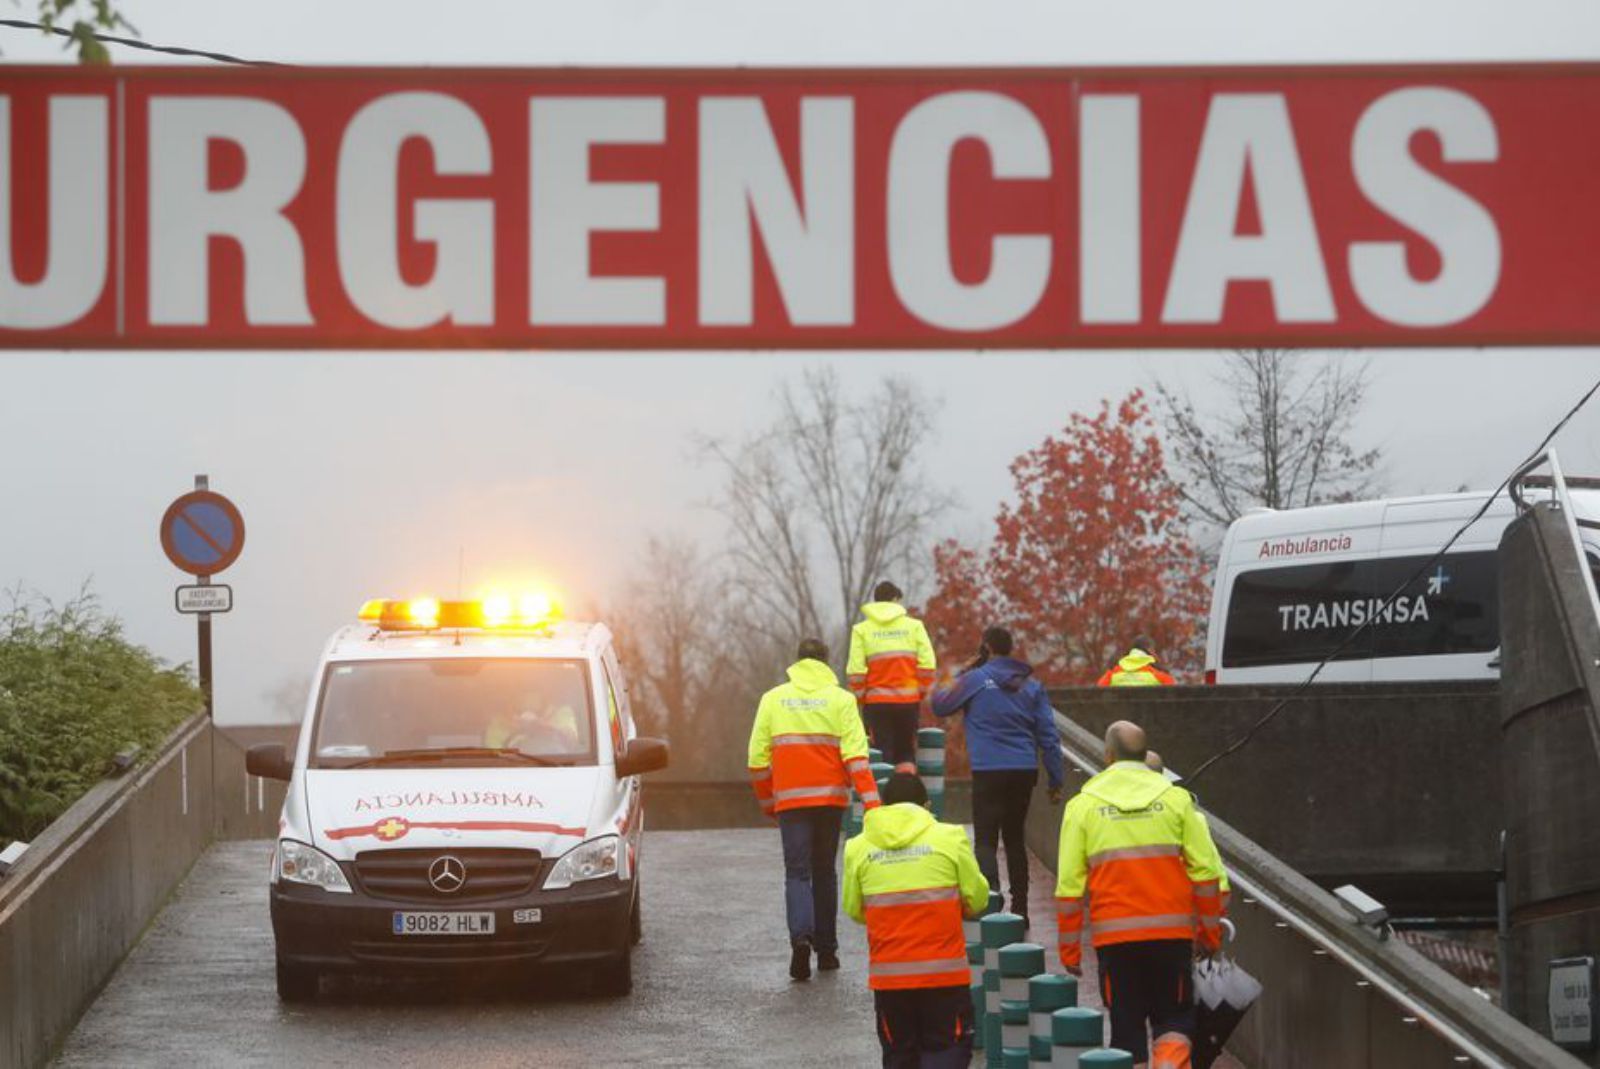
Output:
[357, 593, 562, 632]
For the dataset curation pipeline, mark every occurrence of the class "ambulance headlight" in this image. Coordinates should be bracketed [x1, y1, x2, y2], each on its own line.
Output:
[275, 839, 353, 894]
[543, 835, 620, 889]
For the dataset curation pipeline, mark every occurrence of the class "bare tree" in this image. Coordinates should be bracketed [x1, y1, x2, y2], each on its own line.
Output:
[1157, 349, 1383, 528]
[610, 536, 719, 749]
[702, 368, 952, 656]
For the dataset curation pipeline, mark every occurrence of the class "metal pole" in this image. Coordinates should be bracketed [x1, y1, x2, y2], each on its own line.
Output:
[194, 474, 216, 829]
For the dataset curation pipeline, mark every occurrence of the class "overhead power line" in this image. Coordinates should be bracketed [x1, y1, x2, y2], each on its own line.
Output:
[0, 18, 280, 67]
[1185, 371, 1600, 786]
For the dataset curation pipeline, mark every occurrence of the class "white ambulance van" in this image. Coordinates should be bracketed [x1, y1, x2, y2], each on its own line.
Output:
[246, 595, 668, 1001]
[1204, 489, 1600, 684]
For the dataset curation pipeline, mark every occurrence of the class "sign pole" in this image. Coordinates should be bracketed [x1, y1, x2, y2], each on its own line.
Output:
[194, 474, 214, 721]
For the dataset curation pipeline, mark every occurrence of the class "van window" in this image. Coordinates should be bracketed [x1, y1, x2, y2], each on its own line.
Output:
[1222, 551, 1499, 668]
[310, 658, 595, 768]
[602, 662, 626, 755]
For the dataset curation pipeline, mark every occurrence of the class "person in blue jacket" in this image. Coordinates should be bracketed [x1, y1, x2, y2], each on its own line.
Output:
[932, 626, 1064, 925]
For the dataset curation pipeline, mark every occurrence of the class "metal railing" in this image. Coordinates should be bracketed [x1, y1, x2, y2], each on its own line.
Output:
[1509, 447, 1600, 632]
[1048, 712, 1584, 1068]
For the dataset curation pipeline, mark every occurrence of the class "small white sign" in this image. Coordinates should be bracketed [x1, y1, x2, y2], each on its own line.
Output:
[175, 584, 232, 614]
[1550, 957, 1595, 1048]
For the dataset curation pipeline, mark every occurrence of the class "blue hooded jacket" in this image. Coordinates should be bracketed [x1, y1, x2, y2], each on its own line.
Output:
[932, 657, 1065, 788]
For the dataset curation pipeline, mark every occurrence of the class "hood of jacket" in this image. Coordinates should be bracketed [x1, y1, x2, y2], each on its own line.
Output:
[1082, 761, 1174, 812]
[861, 801, 936, 848]
[861, 601, 908, 625]
[1117, 649, 1157, 673]
[985, 656, 1034, 692]
[786, 658, 840, 692]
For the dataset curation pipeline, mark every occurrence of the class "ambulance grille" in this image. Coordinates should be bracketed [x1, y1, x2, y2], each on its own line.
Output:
[352, 848, 544, 903]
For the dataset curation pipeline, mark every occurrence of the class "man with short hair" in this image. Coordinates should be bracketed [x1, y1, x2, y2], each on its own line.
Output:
[749, 638, 882, 980]
[844, 772, 990, 1068]
[1056, 720, 1228, 1069]
[847, 581, 938, 766]
[1098, 638, 1177, 687]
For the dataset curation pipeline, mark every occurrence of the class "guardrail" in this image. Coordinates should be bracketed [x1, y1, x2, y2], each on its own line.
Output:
[0, 713, 214, 1069]
[1029, 712, 1584, 1069]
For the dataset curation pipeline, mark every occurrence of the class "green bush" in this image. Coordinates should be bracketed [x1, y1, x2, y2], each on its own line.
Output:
[0, 592, 200, 848]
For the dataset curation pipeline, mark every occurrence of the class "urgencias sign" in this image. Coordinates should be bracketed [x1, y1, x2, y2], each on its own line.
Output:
[0, 65, 1590, 349]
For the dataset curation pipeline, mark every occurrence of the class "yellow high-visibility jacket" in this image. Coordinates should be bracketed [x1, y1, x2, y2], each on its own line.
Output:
[844, 802, 990, 991]
[846, 602, 937, 705]
[1097, 649, 1176, 687]
[748, 659, 880, 815]
[1055, 761, 1227, 970]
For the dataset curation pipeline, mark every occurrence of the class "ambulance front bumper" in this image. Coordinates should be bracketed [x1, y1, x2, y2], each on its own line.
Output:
[269, 875, 633, 971]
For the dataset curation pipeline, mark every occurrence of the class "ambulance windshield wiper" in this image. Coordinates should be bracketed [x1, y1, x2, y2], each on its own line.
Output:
[347, 747, 566, 768]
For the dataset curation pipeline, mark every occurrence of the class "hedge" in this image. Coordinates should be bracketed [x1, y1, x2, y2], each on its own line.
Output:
[0, 593, 200, 849]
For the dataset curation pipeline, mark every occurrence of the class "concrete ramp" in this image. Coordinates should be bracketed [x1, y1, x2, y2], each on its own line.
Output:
[56, 832, 882, 1068]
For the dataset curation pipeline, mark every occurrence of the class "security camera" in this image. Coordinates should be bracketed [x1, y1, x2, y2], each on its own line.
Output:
[1334, 884, 1389, 930]
[0, 840, 28, 878]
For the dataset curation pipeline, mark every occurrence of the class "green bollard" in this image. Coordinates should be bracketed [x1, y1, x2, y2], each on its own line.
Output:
[968, 941, 986, 1050]
[980, 914, 1026, 1068]
[916, 726, 946, 767]
[870, 761, 895, 790]
[1077, 1052, 1133, 1068]
[1001, 1042, 1031, 1068]
[1001, 999, 1031, 1060]
[1029, 974, 1076, 1061]
[869, 747, 884, 765]
[1050, 1006, 1104, 1067]
[998, 943, 1046, 1004]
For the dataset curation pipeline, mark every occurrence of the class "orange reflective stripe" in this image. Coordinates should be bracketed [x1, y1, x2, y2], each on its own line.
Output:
[866, 649, 918, 663]
[1089, 844, 1181, 867]
[774, 785, 851, 803]
[864, 685, 922, 701]
[772, 733, 841, 747]
[870, 957, 968, 978]
[864, 887, 960, 908]
[748, 767, 772, 783]
[1091, 913, 1194, 936]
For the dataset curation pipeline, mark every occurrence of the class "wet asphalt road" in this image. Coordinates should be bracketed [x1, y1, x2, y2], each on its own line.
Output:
[54, 831, 884, 1068]
[54, 829, 1238, 1067]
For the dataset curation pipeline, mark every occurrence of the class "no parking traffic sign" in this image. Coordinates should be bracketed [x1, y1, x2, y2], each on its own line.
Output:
[160, 490, 244, 577]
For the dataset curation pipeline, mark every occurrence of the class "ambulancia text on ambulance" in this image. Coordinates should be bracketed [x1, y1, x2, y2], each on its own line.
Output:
[245, 594, 668, 1001]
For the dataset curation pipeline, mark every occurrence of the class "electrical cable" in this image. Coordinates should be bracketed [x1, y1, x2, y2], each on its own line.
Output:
[1185, 371, 1600, 785]
[0, 18, 280, 67]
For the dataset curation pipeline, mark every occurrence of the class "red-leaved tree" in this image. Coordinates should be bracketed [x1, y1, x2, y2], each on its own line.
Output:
[924, 391, 1211, 687]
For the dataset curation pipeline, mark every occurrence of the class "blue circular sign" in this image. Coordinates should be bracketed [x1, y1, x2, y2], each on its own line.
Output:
[160, 490, 245, 576]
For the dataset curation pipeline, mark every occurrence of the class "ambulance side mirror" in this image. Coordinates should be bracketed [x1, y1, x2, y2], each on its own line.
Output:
[616, 737, 669, 778]
[246, 743, 294, 782]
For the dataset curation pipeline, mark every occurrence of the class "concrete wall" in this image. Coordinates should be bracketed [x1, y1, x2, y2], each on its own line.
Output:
[1053, 680, 1502, 916]
[647, 779, 972, 830]
[0, 714, 214, 1069]
[1499, 503, 1600, 1062]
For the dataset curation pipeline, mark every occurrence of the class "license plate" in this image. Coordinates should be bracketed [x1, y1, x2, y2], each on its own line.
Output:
[391, 911, 496, 936]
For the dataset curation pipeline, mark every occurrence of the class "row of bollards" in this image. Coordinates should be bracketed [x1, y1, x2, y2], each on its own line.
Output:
[974, 909, 1135, 1066]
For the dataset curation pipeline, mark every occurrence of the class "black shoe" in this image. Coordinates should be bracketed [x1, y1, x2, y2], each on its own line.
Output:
[790, 938, 813, 981]
[816, 950, 841, 971]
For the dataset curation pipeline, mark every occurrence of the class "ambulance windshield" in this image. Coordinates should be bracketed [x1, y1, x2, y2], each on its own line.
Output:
[310, 658, 595, 768]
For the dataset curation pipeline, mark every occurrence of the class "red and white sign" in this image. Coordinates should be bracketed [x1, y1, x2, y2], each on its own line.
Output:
[2, 64, 1598, 350]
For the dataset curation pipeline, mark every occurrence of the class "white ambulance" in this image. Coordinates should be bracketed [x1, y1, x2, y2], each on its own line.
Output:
[246, 595, 668, 1001]
[1203, 488, 1600, 684]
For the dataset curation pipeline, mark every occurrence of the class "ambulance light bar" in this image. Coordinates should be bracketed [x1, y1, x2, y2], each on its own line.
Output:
[358, 593, 560, 632]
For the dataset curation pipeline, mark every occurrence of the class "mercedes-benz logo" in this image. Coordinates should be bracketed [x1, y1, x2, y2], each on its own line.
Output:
[428, 855, 466, 894]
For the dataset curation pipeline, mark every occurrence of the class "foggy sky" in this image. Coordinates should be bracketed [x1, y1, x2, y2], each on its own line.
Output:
[1, 2, 1598, 724]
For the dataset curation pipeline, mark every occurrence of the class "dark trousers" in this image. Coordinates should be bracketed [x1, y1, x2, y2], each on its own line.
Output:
[777, 806, 843, 952]
[971, 768, 1036, 913]
[873, 985, 975, 1068]
[864, 703, 919, 766]
[1096, 939, 1197, 1062]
